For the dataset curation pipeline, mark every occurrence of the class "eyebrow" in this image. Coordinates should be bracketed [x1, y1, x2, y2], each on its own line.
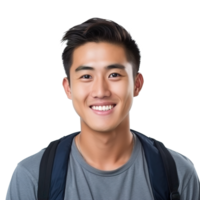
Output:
[75, 64, 125, 72]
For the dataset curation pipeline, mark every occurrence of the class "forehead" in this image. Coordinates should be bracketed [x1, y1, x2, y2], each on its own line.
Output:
[71, 42, 129, 68]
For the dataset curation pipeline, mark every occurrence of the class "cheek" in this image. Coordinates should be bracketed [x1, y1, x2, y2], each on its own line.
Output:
[71, 84, 88, 114]
[125, 94, 133, 110]
[70, 102, 77, 115]
[130, 98, 135, 111]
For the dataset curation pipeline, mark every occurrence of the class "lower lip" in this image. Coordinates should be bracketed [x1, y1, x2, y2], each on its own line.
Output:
[90, 105, 116, 116]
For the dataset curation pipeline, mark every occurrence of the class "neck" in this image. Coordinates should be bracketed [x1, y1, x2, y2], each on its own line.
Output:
[76, 133, 135, 170]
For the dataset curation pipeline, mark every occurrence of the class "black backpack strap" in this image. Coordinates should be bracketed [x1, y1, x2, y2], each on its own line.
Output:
[153, 140, 180, 200]
[38, 139, 61, 200]
[38, 130, 180, 200]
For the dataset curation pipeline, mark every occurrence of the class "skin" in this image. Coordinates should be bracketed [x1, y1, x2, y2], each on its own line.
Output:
[62, 42, 144, 171]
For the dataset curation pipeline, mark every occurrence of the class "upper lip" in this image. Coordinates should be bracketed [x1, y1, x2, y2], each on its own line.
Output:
[89, 102, 117, 107]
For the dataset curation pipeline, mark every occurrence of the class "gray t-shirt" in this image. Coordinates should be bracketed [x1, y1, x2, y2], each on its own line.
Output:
[6, 132, 200, 200]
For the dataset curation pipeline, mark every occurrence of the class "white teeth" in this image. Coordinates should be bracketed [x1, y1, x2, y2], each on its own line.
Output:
[91, 105, 114, 111]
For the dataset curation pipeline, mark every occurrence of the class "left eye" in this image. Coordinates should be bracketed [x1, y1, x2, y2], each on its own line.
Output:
[109, 73, 121, 78]
[80, 73, 121, 79]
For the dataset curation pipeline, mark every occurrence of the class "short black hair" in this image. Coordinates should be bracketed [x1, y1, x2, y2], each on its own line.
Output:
[61, 17, 141, 87]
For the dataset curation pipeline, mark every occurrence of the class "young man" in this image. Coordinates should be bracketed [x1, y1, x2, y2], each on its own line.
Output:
[6, 18, 200, 200]
[62, 42, 144, 171]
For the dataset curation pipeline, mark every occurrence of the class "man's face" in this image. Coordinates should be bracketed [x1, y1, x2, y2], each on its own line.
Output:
[63, 42, 140, 133]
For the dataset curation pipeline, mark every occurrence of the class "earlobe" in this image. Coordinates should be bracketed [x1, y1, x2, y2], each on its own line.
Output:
[139, 72, 146, 96]
[133, 73, 144, 97]
[60, 76, 71, 100]
[140, 72, 146, 96]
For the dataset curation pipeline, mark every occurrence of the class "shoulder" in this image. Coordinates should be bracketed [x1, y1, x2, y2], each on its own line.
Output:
[18, 147, 45, 169]
[6, 149, 46, 200]
[167, 148, 199, 193]
[17, 149, 45, 183]
[168, 148, 195, 176]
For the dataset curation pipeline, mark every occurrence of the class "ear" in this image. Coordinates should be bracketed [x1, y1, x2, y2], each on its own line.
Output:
[62, 77, 72, 100]
[134, 73, 144, 97]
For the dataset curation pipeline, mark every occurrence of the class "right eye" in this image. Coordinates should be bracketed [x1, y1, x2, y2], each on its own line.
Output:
[80, 74, 91, 79]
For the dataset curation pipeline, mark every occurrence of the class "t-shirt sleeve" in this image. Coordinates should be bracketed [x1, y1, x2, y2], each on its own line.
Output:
[6, 163, 38, 200]
[180, 167, 200, 200]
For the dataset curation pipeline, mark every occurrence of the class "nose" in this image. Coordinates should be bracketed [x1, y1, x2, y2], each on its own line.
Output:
[92, 78, 111, 98]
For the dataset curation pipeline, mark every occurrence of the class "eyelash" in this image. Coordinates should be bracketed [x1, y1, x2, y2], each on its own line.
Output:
[80, 73, 121, 79]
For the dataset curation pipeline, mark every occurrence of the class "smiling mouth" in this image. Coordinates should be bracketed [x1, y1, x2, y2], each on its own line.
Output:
[90, 104, 117, 108]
